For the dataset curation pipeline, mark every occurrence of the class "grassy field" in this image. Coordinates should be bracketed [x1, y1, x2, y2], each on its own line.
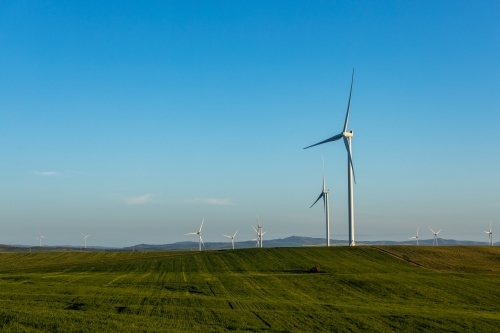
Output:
[0, 246, 499, 332]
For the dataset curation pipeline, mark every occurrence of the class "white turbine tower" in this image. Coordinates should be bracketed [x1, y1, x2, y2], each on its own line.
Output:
[409, 227, 419, 246]
[259, 230, 266, 248]
[252, 225, 260, 248]
[223, 230, 238, 250]
[304, 69, 356, 246]
[185, 218, 205, 251]
[258, 218, 266, 248]
[37, 231, 45, 247]
[81, 233, 90, 249]
[310, 156, 330, 246]
[252, 218, 266, 248]
[428, 227, 441, 246]
[484, 222, 493, 246]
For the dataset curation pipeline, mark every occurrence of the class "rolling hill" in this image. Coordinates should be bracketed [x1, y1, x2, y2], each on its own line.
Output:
[0, 246, 499, 332]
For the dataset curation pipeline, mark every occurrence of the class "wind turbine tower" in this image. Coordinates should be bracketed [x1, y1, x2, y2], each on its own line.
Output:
[428, 227, 441, 246]
[185, 218, 205, 251]
[484, 223, 493, 246]
[252, 218, 266, 248]
[304, 69, 356, 246]
[310, 156, 331, 246]
[409, 227, 419, 246]
[37, 232, 45, 247]
[81, 233, 90, 249]
[223, 230, 238, 250]
[258, 218, 266, 248]
[252, 225, 260, 247]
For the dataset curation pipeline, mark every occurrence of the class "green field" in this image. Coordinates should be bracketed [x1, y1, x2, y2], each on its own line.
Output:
[0, 246, 499, 332]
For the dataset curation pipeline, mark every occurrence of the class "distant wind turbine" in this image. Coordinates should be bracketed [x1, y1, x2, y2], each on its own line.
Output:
[258, 218, 266, 248]
[223, 230, 238, 250]
[260, 231, 267, 248]
[81, 233, 90, 249]
[304, 69, 357, 246]
[310, 156, 330, 246]
[428, 227, 441, 246]
[484, 222, 493, 246]
[409, 227, 419, 246]
[37, 231, 45, 247]
[252, 225, 260, 248]
[252, 217, 266, 248]
[185, 218, 205, 251]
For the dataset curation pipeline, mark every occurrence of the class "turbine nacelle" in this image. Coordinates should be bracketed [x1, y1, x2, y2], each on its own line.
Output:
[343, 131, 353, 138]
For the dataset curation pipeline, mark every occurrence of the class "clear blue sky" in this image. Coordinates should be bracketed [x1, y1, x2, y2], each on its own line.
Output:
[1, 1, 499, 247]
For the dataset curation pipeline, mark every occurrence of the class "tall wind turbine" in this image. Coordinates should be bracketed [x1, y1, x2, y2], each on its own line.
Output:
[409, 227, 419, 246]
[81, 233, 90, 249]
[428, 227, 441, 246]
[185, 218, 205, 251]
[484, 222, 493, 246]
[304, 69, 356, 246]
[37, 231, 45, 247]
[310, 156, 330, 246]
[223, 230, 238, 250]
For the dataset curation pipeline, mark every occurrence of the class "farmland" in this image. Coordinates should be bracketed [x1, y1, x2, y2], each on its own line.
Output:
[0, 247, 499, 332]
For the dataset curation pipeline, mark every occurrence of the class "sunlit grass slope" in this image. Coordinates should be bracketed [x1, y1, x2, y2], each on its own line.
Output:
[0, 247, 499, 332]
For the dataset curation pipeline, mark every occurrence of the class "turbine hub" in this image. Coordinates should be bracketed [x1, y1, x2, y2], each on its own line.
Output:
[343, 131, 353, 138]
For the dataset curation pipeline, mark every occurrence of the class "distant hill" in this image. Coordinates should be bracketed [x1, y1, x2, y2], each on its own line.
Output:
[122, 236, 495, 251]
[0, 236, 495, 252]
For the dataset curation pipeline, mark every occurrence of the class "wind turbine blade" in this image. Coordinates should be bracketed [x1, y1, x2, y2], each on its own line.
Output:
[233, 229, 239, 237]
[436, 230, 441, 235]
[200, 236, 205, 247]
[428, 226, 435, 234]
[343, 136, 356, 183]
[303, 133, 343, 149]
[199, 218, 204, 232]
[343, 68, 354, 133]
[222, 234, 231, 238]
[185, 232, 197, 235]
[261, 231, 267, 235]
[310, 192, 324, 208]
[252, 225, 257, 233]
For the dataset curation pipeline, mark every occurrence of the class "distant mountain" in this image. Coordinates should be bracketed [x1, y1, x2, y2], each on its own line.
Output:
[123, 236, 495, 251]
[0, 236, 495, 252]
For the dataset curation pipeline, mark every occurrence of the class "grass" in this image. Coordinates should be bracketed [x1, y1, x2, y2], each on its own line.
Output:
[0, 246, 498, 332]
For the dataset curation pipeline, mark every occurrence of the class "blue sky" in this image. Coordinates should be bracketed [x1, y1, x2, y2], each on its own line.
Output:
[1, 1, 499, 247]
